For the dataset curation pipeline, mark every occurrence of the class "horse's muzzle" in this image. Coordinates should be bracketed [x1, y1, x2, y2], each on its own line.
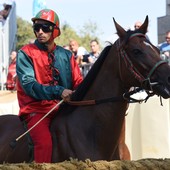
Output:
[152, 84, 170, 99]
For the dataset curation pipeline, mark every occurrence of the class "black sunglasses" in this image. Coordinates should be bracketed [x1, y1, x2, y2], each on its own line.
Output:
[33, 24, 54, 33]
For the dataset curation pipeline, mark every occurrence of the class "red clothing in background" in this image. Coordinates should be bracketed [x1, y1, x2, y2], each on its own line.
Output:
[6, 60, 16, 90]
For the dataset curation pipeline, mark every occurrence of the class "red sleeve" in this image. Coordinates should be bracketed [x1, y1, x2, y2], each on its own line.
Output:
[70, 54, 83, 89]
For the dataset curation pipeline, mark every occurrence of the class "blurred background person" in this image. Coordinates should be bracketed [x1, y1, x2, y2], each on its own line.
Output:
[81, 39, 101, 64]
[69, 39, 88, 65]
[87, 39, 100, 64]
[134, 20, 150, 41]
[6, 50, 17, 90]
[79, 39, 101, 77]
[158, 31, 170, 61]
[134, 21, 142, 30]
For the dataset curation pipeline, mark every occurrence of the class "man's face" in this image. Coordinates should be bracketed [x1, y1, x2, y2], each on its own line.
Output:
[10, 51, 17, 61]
[33, 20, 53, 43]
[69, 41, 78, 53]
[166, 33, 170, 44]
[90, 41, 99, 53]
[134, 21, 142, 30]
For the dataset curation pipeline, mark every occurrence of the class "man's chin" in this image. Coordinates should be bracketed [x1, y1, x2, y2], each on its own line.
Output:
[37, 38, 47, 43]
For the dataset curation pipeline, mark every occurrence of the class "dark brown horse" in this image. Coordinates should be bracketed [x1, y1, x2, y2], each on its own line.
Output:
[0, 16, 170, 163]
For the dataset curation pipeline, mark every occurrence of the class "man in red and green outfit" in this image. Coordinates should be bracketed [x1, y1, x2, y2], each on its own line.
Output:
[16, 9, 83, 163]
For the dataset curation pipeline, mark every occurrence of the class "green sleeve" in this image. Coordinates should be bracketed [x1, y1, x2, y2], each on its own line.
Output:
[16, 50, 65, 100]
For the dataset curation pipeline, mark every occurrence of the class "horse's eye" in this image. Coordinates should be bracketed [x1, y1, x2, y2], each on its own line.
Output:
[133, 49, 142, 55]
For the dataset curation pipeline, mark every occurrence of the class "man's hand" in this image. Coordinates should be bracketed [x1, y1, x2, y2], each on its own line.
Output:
[61, 89, 73, 102]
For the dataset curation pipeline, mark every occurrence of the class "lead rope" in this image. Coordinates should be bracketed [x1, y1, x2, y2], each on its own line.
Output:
[160, 96, 163, 106]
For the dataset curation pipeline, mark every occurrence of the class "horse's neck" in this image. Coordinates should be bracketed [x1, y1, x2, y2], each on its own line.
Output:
[85, 46, 126, 100]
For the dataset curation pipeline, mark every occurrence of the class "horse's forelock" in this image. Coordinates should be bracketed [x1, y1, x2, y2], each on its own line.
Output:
[124, 30, 135, 44]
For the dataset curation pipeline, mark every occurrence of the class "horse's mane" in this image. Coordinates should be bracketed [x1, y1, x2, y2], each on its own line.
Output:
[71, 45, 112, 101]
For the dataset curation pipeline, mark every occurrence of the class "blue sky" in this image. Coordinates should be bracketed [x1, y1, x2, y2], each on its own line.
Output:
[14, 0, 165, 46]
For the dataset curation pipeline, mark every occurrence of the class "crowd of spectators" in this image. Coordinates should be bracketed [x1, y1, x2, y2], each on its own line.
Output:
[67, 39, 101, 77]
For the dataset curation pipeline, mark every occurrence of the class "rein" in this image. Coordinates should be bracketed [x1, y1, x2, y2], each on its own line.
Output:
[67, 96, 124, 106]
[66, 87, 149, 106]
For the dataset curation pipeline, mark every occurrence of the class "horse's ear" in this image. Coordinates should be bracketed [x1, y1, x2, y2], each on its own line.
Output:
[138, 15, 149, 34]
[113, 17, 126, 39]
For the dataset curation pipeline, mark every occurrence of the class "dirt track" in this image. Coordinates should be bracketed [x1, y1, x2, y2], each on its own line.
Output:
[0, 158, 170, 170]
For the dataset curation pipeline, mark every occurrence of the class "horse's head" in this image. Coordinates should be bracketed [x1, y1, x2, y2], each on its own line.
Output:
[113, 16, 170, 99]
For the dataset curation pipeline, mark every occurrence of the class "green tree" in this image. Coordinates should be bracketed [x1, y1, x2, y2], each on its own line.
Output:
[16, 18, 102, 52]
[79, 20, 103, 51]
[16, 17, 34, 50]
[55, 22, 81, 47]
